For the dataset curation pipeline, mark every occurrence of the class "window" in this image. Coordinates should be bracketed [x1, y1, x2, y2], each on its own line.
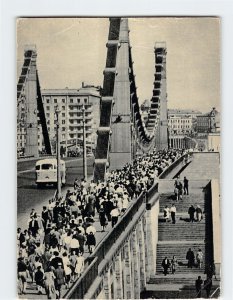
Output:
[62, 99, 65, 103]
[62, 106, 65, 110]
[47, 120, 50, 125]
[84, 98, 87, 103]
[70, 98, 73, 103]
[41, 164, 53, 170]
[62, 127, 66, 131]
[77, 99, 80, 103]
[62, 113, 65, 117]
[46, 106, 50, 110]
[62, 134, 65, 139]
[62, 120, 65, 124]
[54, 99, 57, 104]
[46, 113, 50, 118]
[46, 99, 50, 103]
[54, 120, 56, 124]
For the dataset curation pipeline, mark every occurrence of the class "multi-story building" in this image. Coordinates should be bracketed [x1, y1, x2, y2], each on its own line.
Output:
[196, 107, 220, 134]
[40, 84, 101, 153]
[17, 83, 101, 155]
[168, 109, 201, 135]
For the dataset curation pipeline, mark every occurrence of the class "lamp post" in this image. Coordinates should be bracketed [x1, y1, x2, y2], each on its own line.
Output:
[55, 106, 61, 199]
[81, 105, 87, 180]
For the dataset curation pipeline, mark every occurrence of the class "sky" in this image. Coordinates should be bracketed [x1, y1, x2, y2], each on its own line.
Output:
[17, 17, 220, 113]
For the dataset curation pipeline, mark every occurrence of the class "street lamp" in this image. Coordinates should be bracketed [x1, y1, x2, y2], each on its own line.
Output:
[81, 105, 87, 181]
[55, 106, 61, 199]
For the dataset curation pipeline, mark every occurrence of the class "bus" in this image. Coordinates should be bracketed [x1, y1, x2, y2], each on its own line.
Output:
[35, 158, 66, 188]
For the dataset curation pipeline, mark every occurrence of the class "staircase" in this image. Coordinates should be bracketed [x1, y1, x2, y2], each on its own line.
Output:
[144, 177, 220, 298]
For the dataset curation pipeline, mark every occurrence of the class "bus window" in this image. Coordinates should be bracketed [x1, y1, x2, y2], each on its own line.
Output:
[41, 164, 53, 170]
[36, 165, 40, 170]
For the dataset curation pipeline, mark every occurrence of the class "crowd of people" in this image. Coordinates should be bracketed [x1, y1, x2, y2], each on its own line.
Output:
[17, 148, 185, 298]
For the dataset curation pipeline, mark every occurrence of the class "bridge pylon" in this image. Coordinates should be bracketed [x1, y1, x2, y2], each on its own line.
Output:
[17, 46, 51, 157]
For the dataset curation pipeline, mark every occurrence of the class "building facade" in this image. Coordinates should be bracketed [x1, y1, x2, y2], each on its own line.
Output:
[40, 84, 101, 154]
[168, 109, 201, 135]
[17, 83, 101, 155]
[196, 107, 220, 134]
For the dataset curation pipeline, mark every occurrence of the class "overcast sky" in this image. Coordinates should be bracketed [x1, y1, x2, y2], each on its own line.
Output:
[17, 17, 220, 113]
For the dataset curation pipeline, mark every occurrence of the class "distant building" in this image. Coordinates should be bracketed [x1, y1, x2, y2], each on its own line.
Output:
[17, 83, 101, 155]
[196, 107, 220, 134]
[168, 109, 201, 135]
[40, 83, 101, 153]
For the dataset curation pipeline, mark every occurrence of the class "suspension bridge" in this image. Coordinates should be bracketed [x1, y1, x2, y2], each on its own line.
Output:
[17, 18, 220, 299]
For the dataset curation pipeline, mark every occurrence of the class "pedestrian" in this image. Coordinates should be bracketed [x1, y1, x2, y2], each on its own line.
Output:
[170, 204, 176, 224]
[186, 248, 195, 268]
[183, 177, 189, 195]
[35, 266, 44, 295]
[29, 215, 39, 237]
[171, 256, 178, 274]
[188, 205, 196, 222]
[17, 257, 28, 295]
[163, 206, 170, 222]
[86, 232, 96, 254]
[75, 251, 85, 278]
[196, 205, 203, 222]
[110, 206, 120, 227]
[161, 257, 170, 276]
[74, 178, 79, 191]
[196, 249, 204, 269]
[195, 275, 203, 298]
[177, 181, 183, 200]
[54, 262, 66, 299]
[99, 205, 107, 232]
[44, 267, 56, 299]
[62, 252, 72, 289]
[204, 276, 212, 298]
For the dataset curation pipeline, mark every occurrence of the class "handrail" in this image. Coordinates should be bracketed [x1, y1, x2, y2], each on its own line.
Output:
[210, 286, 220, 298]
[159, 153, 186, 179]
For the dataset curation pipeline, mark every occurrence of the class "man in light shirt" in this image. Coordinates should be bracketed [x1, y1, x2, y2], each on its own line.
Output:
[170, 204, 177, 224]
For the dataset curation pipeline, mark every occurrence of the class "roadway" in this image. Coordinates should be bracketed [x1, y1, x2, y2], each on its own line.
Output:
[17, 156, 94, 229]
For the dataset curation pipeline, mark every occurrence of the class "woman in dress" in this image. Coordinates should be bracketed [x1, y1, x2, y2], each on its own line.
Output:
[62, 252, 72, 288]
[75, 251, 85, 279]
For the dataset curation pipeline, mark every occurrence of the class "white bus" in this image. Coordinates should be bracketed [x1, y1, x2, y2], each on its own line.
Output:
[35, 158, 66, 187]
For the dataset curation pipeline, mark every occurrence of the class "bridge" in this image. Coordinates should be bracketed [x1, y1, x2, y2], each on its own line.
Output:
[62, 152, 220, 299]
[17, 18, 220, 299]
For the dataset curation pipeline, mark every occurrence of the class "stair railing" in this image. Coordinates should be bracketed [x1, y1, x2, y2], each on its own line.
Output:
[210, 286, 220, 298]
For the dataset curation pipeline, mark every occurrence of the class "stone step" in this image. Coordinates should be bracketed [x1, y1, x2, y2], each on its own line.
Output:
[156, 242, 206, 268]
[142, 285, 220, 299]
[158, 221, 205, 241]
[149, 274, 202, 285]
[156, 264, 205, 274]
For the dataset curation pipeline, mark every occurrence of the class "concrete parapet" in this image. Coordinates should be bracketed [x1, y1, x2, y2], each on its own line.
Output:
[210, 179, 221, 275]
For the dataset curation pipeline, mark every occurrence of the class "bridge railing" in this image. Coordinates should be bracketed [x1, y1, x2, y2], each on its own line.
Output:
[65, 182, 159, 299]
[64, 256, 98, 299]
[64, 154, 188, 299]
[159, 153, 190, 179]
